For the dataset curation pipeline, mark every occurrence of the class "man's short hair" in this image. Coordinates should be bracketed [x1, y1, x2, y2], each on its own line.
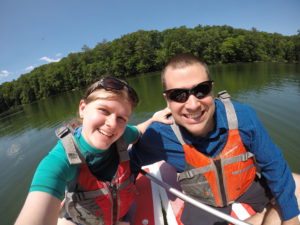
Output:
[161, 53, 211, 90]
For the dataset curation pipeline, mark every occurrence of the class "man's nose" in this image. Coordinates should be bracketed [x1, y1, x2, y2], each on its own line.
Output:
[185, 94, 201, 110]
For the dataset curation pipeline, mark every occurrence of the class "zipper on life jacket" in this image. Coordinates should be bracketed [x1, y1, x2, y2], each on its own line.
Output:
[109, 183, 118, 225]
[214, 158, 227, 206]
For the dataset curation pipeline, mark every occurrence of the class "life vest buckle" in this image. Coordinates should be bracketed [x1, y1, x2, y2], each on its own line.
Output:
[217, 90, 231, 99]
[55, 126, 71, 139]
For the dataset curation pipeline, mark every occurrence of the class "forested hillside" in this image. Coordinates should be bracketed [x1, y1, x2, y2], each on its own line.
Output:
[1, 25, 300, 113]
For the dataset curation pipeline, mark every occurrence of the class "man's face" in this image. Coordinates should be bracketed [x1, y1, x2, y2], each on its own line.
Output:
[163, 63, 215, 137]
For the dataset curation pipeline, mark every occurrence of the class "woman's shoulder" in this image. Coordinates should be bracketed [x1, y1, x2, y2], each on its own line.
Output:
[43, 141, 78, 176]
[30, 141, 78, 200]
[48, 140, 69, 161]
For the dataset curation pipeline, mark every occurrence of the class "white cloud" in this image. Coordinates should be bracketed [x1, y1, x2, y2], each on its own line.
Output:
[56, 53, 62, 57]
[0, 70, 12, 78]
[25, 66, 35, 71]
[39, 56, 61, 63]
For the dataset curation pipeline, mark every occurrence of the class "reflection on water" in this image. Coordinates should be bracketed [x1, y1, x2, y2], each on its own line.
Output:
[1, 62, 300, 224]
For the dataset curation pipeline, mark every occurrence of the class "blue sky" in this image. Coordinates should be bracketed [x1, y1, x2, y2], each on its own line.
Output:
[1, 0, 299, 84]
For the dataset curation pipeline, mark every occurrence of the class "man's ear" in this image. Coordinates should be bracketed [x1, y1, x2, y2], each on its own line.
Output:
[79, 100, 86, 118]
[163, 93, 171, 109]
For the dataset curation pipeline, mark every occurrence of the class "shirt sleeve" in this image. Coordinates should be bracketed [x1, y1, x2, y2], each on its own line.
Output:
[129, 122, 185, 174]
[123, 125, 140, 144]
[238, 103, 299, 220]
[29, 141, 78, 200]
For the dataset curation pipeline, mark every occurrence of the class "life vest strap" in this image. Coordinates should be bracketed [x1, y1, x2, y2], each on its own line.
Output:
[118, 148, 130, 162]
[66, 188, 109, 201]
[223, 152, 254, 165]
[231, 164, 255, 175]
[217, 91, 238, 130]
[118, 175, 134, 190]
[115, 132, 130, 162]
[170, 117, 186, 145]
[55, 126, 84, 165]
[177, 164, 214, 180]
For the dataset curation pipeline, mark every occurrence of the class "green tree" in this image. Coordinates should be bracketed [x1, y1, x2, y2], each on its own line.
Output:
[1, 25, 299, 114]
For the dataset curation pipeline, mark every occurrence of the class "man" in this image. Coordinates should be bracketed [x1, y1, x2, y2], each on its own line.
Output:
[130, 53, 300, 224]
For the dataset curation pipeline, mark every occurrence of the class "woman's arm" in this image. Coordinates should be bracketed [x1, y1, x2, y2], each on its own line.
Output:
[135, 107, 172, 135]
[14, 191, 62, 225]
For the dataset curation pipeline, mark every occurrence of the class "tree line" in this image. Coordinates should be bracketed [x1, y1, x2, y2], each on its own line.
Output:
[1, 25, 300, 114]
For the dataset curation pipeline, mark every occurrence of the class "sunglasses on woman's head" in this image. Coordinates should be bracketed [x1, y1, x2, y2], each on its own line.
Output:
[88, 77, 139, 105]
[163, 80, 213, 103]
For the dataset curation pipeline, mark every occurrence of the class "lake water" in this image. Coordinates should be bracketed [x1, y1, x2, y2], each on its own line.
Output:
[1, 62, 300, 224]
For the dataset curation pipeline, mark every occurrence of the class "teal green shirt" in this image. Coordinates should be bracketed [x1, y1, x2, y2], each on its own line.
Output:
[30, 125, 139, 200]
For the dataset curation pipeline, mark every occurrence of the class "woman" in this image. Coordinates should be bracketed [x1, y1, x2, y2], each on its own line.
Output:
[15, 77, 172, 225]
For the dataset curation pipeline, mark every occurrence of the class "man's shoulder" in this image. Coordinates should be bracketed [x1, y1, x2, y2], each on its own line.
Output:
[231, 101, 256, 118]
[215, 99, 258, 131]
[148, 121, 172, 131]
[216, 99, 255, 115]
[142, 121, 175, 141]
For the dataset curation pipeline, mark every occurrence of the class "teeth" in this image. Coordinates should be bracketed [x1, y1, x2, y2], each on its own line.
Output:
[185, 113, 202, 119]
[99, 129, 113, 137]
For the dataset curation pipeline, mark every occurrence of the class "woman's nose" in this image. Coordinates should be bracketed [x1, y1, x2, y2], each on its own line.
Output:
[106, 114, 117, 129]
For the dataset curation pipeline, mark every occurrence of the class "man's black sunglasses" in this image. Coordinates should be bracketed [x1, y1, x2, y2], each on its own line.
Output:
[87, 77, 139, 106]
[163, 80, 213, 103]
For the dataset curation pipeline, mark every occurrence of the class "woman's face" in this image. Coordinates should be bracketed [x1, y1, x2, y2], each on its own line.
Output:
[79, 89, 132, 150]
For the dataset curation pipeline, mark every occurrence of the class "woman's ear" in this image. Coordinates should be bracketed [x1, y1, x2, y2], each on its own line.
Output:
[79, 100, 86, 118]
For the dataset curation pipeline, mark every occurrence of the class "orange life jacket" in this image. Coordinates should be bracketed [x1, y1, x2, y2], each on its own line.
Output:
[56, 126, 135, 225]
[173, 91, 257, 207]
